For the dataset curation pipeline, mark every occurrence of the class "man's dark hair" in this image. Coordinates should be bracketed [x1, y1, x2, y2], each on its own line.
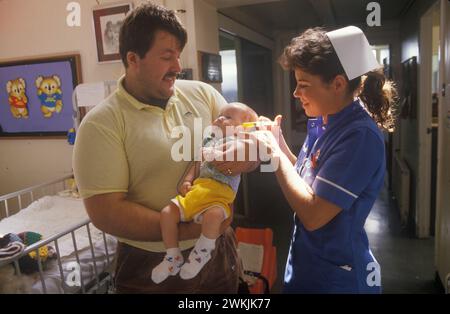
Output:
[119, 2, 187, 67]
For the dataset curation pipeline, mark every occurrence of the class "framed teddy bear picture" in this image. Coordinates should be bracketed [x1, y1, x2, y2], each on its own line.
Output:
[0, 54, 82, 137]
[93, 2, 133, 63]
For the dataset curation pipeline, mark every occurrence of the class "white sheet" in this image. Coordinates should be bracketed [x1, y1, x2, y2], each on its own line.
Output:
[0, 195, 105, 257]
[0, 195, 117, 293]
[30, 235, 117, 294]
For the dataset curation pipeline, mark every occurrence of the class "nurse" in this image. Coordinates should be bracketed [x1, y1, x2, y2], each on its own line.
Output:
[250, 26, 397, 293]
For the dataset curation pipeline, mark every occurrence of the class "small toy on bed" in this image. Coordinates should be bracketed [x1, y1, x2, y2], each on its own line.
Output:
[57, 178, 80, 198]
[0, 231, 56, 275]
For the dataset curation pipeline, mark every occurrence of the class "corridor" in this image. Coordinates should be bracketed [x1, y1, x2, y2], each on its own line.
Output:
[366, 184, 442, 293]
[239, 179, 444, 293]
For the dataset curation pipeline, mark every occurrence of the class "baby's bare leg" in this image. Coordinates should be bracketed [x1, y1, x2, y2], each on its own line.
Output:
[201, 206, 226, 239]
[160, 202, 181, 249]
[180, 206, 226, 280]
[151, 202, 184, 284]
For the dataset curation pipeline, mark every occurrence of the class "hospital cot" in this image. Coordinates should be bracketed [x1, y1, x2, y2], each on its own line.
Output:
[0, 175, 116, 293]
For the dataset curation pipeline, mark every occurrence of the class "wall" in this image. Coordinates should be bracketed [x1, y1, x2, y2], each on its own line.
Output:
[0, 0, 143, 195]
[436, 0, 450, 290]
[165, 0, 221, 90]
[272, 30, 304, 151]
[0, 0, 221, 196]
[271, 22, 402, 152]
[193, 0, 221, 91]
[164, 0, 196, 76]
[397, 0, 437, 231]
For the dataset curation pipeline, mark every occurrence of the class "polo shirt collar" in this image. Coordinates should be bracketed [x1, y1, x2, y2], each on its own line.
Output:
[117, 75, 179, 111]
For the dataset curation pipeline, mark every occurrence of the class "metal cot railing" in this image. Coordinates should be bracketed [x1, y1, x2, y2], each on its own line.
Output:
[0, 175, 115, 294]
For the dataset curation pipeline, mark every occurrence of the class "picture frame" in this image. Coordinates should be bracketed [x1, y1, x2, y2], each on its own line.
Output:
[0, 54, 82, 137]
[400, 56, 417, 120]
[198, 51, 223, 83]
[178, 68, 193, 80]
[93, 2, 133, 63]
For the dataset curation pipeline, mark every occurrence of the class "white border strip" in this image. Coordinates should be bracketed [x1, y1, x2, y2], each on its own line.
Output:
[316, 176, 358, 199]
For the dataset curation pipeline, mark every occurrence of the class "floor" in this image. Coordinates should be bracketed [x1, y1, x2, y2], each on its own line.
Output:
[366, 184, 443, 294]
[234, 179, 444, 294]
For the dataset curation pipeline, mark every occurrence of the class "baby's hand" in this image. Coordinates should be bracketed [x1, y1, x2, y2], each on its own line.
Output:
[180, 181, 192, 196]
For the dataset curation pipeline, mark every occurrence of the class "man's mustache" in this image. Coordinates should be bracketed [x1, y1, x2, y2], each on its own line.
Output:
[164, 72, 179, 79]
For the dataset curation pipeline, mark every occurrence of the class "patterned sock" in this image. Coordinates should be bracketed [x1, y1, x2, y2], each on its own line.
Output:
[151, 247, 184, 284]
[180, 234, 216, 280]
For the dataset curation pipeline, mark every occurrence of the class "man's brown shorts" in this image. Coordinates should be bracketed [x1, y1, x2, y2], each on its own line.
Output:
[114, 227, 241, 293]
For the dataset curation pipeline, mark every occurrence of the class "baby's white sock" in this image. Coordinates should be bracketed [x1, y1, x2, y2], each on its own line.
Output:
[151, 247, 184, 284]
[180, 234, 216, 280]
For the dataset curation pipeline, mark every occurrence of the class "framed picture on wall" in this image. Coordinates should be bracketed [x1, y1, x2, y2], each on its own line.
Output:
[198, 51, 223, 83]
[400, 56, 417, 119]
[178, 68, 193, 80]
[0, 54, 82, 137]
[93, 2, 133, 63]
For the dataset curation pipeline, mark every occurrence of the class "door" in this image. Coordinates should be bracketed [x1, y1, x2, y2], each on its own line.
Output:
[417, 2, 438, 238]
[435, 0, 450, 292]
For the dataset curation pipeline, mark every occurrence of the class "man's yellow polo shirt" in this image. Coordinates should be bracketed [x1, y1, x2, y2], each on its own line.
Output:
[73, 76, 226, 252]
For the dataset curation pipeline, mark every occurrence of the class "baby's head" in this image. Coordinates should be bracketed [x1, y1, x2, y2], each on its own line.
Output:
[213, 102, 258, 135]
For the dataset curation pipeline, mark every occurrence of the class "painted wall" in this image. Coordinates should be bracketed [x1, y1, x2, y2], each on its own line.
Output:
[436, 0, 450, 290]
[0, 0, 220, 196]
[193, 0, 221, 91]
[397, 0, 437, 231]
[165, 0, 221, 90]
[0, 0, 143, 195]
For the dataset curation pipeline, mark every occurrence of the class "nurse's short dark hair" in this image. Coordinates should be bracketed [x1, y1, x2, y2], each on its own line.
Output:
[119, 2, 187, 67]
[279, 27, 397, 131]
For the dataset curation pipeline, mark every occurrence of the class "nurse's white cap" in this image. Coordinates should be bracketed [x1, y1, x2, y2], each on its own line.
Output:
[326, 26, 380, 80]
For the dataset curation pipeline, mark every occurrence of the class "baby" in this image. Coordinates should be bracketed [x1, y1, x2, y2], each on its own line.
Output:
[151, 102, 258, 284]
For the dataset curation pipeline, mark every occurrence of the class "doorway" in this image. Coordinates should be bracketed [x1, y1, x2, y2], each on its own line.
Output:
[429, 4, 440, 237]
[219, 31, 286, 225]
[418, 0, 440, 238]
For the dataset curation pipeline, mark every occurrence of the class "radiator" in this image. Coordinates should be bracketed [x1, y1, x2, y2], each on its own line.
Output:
[392, 151, 411, 225]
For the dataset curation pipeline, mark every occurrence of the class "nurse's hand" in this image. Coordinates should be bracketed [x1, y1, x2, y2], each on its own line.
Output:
[257, 115, 283, 144]
[247, 130, 282, 160]
[257, 115, 297, 165]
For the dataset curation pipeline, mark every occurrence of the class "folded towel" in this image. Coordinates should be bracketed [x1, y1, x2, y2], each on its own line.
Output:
[0, 232, 56, 274]
[0, 241, 25, 260]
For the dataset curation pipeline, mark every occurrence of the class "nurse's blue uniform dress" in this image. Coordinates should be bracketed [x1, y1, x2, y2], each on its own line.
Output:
[283, 100, 385, 293]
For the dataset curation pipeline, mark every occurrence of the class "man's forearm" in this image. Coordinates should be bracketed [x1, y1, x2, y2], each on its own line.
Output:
[84, 195, 201, 242]
[85, 196, 162, 241]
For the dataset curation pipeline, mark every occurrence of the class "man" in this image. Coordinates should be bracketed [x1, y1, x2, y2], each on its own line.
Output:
[73, 3, 256, 293]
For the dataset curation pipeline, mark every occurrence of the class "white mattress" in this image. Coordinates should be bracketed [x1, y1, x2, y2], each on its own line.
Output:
[0, 195, 117, 293]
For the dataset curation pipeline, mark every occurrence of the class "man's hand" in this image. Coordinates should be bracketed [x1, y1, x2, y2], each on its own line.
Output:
[208, 138, 260, 176]
[179, 181, 192, 197]
[211, 159, 260, 176]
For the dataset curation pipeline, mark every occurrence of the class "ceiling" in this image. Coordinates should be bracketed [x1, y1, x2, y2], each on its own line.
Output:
[217, 0, 415, 37]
